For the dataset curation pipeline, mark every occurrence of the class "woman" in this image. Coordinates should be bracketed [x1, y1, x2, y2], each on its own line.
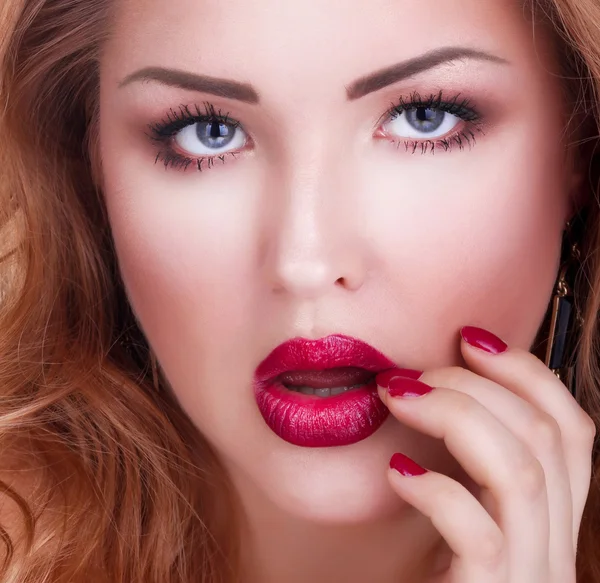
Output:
[1, 0, 600, 581]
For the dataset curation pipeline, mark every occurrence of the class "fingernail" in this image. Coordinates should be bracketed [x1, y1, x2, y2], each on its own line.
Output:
[376, 368, 423, 388]
[460, 326, 508, 355]
[388, 377, 434, 398]
[390, 452, 427, 477]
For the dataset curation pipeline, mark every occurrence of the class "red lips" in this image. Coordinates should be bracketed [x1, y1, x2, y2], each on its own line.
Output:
[254, 334, 398, 447]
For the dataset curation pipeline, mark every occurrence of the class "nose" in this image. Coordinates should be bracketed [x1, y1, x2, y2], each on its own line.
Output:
[262, 161, 368, 299]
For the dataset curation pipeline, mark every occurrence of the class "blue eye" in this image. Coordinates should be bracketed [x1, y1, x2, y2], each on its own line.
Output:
[406, 108, 446, 133]
[175, 119, 247, 156]
[378, 91, 482, 152]
[383, 107, 460, 140]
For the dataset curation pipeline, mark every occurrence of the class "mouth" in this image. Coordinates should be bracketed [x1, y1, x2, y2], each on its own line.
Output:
[278, 367, 376, 397]
[254, 335, 398, 448]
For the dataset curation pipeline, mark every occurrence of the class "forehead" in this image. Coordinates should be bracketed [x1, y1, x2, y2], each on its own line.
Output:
[105, 0, 556, 95]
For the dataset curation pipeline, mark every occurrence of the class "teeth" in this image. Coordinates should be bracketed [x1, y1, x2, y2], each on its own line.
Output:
[287, 384, 365, 397]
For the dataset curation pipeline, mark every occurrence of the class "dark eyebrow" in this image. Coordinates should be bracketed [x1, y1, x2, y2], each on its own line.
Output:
[346, 46, 508, 101]
[118, 46, 507, 105]
[118, 67, 260, 104]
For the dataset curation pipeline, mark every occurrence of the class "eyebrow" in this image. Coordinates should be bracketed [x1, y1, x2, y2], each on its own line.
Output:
[346, 46, 508, 100]
[118, 67, 260, 104]
[118, 46, 508, 104]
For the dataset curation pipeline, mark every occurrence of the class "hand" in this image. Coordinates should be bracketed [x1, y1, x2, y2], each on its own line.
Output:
[375, 325, 596, 583]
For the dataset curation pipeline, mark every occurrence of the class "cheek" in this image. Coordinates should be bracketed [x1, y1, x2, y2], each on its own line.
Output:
[366, 123, 568, 360]
[100, 158, 264, 383]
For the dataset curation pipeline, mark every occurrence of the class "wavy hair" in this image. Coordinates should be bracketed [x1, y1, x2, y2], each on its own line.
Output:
[1, 0, 600, 581]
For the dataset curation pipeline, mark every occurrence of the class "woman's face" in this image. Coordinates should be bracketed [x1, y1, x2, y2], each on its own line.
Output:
[99, 0, 578, 523]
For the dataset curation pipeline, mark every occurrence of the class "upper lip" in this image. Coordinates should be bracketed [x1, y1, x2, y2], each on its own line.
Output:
[255, 334, 397, 383]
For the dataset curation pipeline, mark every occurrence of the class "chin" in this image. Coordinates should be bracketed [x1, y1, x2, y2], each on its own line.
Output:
[231, 416, 422, 525]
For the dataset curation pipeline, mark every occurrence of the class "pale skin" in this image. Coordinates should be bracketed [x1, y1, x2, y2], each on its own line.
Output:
[98, 0, 596, 581]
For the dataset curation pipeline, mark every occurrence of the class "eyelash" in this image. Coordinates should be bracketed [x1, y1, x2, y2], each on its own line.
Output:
[147, 90, 483, 172]
[382, 90, 483, 154]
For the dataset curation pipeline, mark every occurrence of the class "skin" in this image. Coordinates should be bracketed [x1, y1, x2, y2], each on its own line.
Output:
[98, 0, 595, 581]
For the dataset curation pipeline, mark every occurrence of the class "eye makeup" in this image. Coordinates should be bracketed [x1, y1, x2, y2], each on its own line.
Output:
[146, 89, 484, 173]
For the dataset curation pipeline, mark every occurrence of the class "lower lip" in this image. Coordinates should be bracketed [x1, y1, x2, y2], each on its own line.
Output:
[254, 379, 389, 447]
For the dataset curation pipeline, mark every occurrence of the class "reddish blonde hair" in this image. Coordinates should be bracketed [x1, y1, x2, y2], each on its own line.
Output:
[0, 0, 599, 581]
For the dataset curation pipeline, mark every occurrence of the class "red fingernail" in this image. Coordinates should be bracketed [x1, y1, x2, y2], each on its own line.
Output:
[387, 377, 433, 398]
[390, 453, 427, 477]
[376, 368, 423, 388]
[460, 326, 508, 355]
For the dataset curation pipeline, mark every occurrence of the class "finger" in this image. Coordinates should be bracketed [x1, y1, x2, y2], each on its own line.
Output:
[388, 453, 506, 583]
[378, 381, 550, 582]
[412, 365, 574, 577]
[459, 325, 595, 551]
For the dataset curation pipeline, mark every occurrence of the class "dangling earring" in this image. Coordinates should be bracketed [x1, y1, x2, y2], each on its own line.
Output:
[544, 221, 582, 397]
[150, 349, 160, 392]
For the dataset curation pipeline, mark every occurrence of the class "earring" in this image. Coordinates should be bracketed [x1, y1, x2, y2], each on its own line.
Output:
[150, 349, 160, 392]
[544, 223, 582, 398]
